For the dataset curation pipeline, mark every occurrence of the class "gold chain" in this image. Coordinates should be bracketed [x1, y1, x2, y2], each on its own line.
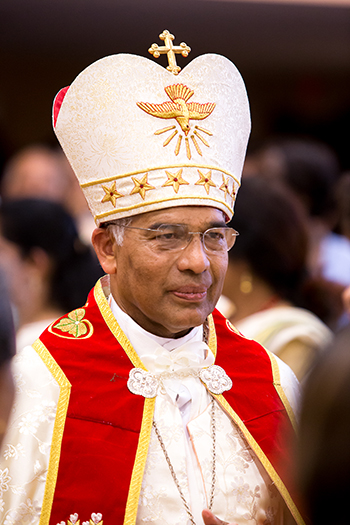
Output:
[209, 396, 216, 509]
[152, 396, 216, 525]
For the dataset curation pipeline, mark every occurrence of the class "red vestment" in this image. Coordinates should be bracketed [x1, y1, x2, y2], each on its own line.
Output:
[35, 279, 304, 525]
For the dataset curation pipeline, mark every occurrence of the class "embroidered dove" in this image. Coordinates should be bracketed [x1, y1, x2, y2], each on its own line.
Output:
[137, 84, 216, 136]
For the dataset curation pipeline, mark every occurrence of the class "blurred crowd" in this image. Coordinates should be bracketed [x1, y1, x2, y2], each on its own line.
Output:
[1, 137, 350, 367]
[220, 136, 350, 381]
[0, 144, 104, 353]
[0, 136, 350, 524]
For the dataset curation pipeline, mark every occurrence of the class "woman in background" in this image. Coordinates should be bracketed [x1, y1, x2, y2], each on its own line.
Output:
[298, 324, 350, 524]
[222, 177, 332, 381]
[0, 271, 15, 447]
[0, 199, 104, 350]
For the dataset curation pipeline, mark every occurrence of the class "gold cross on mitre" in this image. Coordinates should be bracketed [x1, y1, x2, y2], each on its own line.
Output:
[148, 30, 191, 75]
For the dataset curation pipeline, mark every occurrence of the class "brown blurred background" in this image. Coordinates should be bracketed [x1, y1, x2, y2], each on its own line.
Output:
[0, 0, 350, 172]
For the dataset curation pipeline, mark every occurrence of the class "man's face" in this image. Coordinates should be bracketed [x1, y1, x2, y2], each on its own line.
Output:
[110, 206, 228, 338]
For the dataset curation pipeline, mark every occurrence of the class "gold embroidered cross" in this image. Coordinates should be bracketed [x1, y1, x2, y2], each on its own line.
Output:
[148, 30, 191, 75]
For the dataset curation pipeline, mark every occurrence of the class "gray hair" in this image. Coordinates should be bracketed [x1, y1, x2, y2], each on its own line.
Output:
[105, 217, 132, 246]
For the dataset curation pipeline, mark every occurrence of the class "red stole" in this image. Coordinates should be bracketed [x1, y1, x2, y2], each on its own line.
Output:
[38, 281, 301, 525]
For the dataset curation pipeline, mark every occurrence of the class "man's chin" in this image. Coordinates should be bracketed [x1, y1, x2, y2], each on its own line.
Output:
[164, 309, 213, 338]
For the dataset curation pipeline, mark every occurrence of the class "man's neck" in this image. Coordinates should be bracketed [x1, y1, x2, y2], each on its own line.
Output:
[109, 294, 201, 350]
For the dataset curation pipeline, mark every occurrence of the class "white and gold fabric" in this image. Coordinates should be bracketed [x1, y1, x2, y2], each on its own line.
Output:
[53, 31, 250, 224]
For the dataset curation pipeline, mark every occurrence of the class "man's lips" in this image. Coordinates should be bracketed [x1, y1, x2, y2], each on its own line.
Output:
[170, 286, 209, 301]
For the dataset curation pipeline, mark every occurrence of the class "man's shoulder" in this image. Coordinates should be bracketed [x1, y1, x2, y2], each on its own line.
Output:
[38, 283, 100, 349]
[212, 308, 300, 407]
[9, 344, 61, 423]
[212, 308, 271, 356]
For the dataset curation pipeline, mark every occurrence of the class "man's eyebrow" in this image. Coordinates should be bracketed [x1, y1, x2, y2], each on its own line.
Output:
[146, 220, 227, 230]
[209, 220, 227, 228]
[147, 222, 171, 230]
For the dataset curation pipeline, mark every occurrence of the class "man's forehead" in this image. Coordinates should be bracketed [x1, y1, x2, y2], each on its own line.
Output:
[130, 206, 226, 227]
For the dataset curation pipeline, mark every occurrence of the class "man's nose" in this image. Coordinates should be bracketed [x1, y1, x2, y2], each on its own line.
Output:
[176, 233, 210, 273]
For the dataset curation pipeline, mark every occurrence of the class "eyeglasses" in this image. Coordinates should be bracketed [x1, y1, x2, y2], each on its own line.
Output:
[122, 224, 239, 253]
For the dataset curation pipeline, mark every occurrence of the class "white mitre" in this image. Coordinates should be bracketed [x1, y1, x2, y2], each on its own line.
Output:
[53, 30, 250, 224]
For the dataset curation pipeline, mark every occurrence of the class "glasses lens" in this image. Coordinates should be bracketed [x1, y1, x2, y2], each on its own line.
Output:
[203, 228, 238, 252]
[151, 224, 187, 250]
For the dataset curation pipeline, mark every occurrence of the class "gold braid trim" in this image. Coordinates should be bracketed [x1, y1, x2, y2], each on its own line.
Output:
[123, 398, 156, 525]
[81, 164, 241, 188]
[33, 339, 71, 525]
[214, 393, 305, 525]
[207, 313, 217, 359]
[267, 350, 298, 432]
[94, 279, 145, 369]
[94, 279, 155, 525]
[95, 194, 234, 221]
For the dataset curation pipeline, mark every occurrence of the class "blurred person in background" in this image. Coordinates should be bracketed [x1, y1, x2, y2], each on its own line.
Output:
[222, 177, 332, 381]
[334, 172, 350, 322]
[0, 144, 95, 244]
[297, 324, 350, 525]
[0, 199, 104, 351]
[1, 144, 69, 203]
[248, 137, 350, 289]
[0, 271, 15, 448]
[334, 172, 350, 241]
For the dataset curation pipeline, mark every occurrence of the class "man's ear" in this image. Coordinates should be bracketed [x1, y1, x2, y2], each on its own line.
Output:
[92, 227, 117, 274]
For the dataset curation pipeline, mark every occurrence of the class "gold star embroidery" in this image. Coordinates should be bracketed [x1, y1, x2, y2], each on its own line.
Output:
[162, 169, 189, 193]
[130, 173, 155, 200]
[101, 182, 124, 207]
[220, 175, 230, 200]
[195, 170, 216, 195]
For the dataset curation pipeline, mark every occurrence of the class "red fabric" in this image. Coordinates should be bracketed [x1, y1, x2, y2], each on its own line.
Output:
[213, 311, 295, 493]
[53, 86, 69, 127]
[39, 284, 297, 524]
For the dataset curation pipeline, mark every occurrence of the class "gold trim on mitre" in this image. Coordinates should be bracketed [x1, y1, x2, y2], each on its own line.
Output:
[53, 37, 251, 224]
[80, 164, 240, 189]
[79, 164, 240, 224]
[95, 194, 236, 222]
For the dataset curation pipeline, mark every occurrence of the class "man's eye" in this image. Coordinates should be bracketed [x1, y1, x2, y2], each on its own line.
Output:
[207, 231, 224, 240]
[156, 230, 179, 240]
[160, 232, 176, 239]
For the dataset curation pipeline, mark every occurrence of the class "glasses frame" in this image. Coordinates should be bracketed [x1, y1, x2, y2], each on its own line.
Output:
[119, 223, 239, 253]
